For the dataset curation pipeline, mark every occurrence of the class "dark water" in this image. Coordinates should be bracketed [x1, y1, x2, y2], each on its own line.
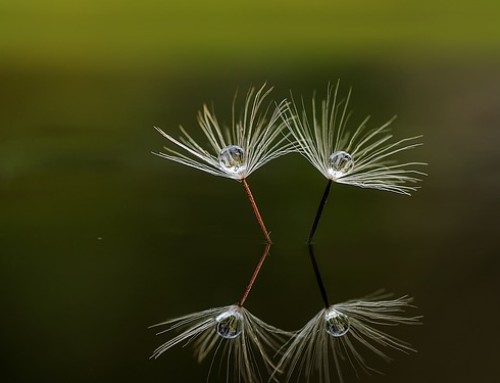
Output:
[1, 60, 500, 382]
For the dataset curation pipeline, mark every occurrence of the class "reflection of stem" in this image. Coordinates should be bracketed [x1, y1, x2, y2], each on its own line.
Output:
[238, 243, 272, 306]
[308, 244, 330, 308]
[307, 179, 333, 243]
[242, 178, 272, 244]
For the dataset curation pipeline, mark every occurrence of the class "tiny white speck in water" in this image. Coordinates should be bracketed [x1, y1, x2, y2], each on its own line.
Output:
[328, 151, 354, 179]
[218, 145, 245, 174]
[216, 309, 243, 339]
[325, 307, 350, 337]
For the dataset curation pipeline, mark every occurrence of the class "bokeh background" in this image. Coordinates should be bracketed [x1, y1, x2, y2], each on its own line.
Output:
[1, 1, 499, 382]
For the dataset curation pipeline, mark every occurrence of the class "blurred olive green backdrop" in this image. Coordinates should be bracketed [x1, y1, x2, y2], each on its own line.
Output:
[1, 1, 499, 382]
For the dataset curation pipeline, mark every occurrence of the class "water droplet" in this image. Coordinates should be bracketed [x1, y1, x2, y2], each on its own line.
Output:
[216, 309, 243, 339]
[325, 308, 350, 337]
[328, 151, 354, 179]
[218, 145, 245, 174]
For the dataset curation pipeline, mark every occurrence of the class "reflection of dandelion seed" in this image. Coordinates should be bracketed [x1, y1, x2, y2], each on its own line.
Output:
[151, 244, 291, 382]
[151, 304, 288, 383]
[272, 244, 421, 383]
[154, 84, 292, 243]
[285, 81, 426, 242]
[275, 292, 421, 383]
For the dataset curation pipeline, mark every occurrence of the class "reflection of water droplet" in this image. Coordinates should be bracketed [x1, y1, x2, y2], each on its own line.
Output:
[218, 145, 245, 174]
[216, 309, 243, 339]
[328, 151, 354, 179]
[325, 307, 350, 337]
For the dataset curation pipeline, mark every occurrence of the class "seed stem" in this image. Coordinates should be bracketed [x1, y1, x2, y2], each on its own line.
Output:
[307, 179, 333, 243]
[307, 244, 330, 308]
[238, 243, 271, 306]
[242, 178, 272, 244]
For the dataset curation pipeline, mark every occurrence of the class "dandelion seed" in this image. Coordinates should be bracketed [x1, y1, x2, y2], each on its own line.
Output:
[286, 81, 426, 192]
[285, 81, 426, 242]
[154, 84, 292, 243]
[151, 244, 290, 382]
[274, 292, 421, 383]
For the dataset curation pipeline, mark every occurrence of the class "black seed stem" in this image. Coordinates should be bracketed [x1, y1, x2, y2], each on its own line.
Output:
[307, 179, 333, 243]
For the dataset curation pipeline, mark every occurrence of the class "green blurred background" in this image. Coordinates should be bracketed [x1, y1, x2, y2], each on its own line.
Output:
[1, 1, 499, 382]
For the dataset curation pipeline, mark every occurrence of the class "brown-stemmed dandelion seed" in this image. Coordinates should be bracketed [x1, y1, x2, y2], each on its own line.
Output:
[284, 81, 427, 243]
[150, 244, 291, 383]
[272, 244, 421, 383]
[153, 84, 293, 244]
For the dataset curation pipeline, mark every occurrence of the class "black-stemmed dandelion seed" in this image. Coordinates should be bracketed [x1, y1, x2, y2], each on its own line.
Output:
[284, 81, 427, 243]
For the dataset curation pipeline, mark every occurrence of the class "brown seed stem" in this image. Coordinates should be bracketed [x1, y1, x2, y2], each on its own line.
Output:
[242, 178, 272, 244]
